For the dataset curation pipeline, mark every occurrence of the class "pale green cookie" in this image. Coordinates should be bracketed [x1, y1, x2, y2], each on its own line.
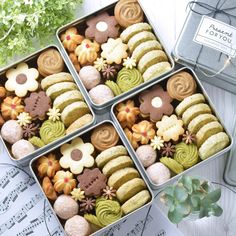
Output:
[160, 157, 184, 174]
[105, 80, 122, 96]
[46, 82, 77, 100]
[29, 136, 45, 148]
[132, 40, 163, 62]
[128, 31, 156, 52]
[120, 23, 152, 43]
[61, 101, 90, 127]
[39, 120, 65, 144]
[143, 62, 171, 82]
[53, 90, 84, 112]
[41, 72, 73, 90]
[138, 50, 168, 74]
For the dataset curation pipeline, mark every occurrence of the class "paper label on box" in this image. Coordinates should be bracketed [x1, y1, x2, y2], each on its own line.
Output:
[193, 16, 236, 57]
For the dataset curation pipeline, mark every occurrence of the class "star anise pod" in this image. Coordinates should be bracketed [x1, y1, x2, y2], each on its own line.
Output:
[79, 197, 96, 213]
[102, 186, 116, 200]
[182, 131, 196, 144]
[102, 64, 117, 80]
[161, 142, 176, 157]
[22, 123, 40, 139]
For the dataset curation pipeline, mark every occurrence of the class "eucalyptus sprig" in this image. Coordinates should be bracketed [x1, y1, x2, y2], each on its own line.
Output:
[160, 175, 223, 224]
[0, 0, 82, 65]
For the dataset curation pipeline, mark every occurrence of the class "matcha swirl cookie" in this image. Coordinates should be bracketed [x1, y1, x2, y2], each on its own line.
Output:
[116, 67, 143, 93]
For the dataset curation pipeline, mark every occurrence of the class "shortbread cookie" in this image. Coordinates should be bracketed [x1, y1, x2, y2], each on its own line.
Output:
[95, 145, 128, 168]
[138, 50, 168, 74]
[102, 155, 133, 177]
[182, 103, 212, 125]
[120, 23, 152, 43]
[108, 167, 140, 189]
[61, 101, 89, 127]
[160, 157, 184, 174]
[128, 31, 156, 52]
[116, 178, 146, 203]
[175, 93, 206, 116]
[46, 82, 77, 100]
[199, 132, 230, 160]
[121, 190, 151, 215]
[196, 121, 223, 147]
[188, 114, 217, 134]
[53, 90, 84, 112]
[156, 115, 184, 142]
[41, 72, 73, 90]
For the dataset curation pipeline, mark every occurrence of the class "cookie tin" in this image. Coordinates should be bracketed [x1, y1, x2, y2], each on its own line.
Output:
[111, 67, 233, 189]
[0, 45, 96, 164]
[56, 0, 175, 111]
[30, 120, 154, 236]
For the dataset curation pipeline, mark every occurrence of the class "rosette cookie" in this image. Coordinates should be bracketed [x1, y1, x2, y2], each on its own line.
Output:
[116, 67, 143, 93]
[114, 0, 144, 28]
[174, 142, 198, 169]
[91, 124, 119, 151]
[167, 71, 197, 101]
[37, 49, 64, 77]
[39, 120, 65, 144]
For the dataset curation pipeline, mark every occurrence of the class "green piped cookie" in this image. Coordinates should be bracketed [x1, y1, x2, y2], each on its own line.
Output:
[29, 136, 45, 148]
[160, 157, 184, 174]
[84, 214, 103, 228]
[105, 80, 122, 96]
[46, 82, 77, 100]
[61, 101, 89, 127]
[53, 90, 84, 112]
[39, 120, 65, 144]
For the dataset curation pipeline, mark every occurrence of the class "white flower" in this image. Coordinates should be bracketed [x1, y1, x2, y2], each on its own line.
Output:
[47, 107, 61, 122]
[24, 0, 33, 5]
[150, 136, 164, 150]
[17, 112, 32, 126]
[123, 57, 136, 69]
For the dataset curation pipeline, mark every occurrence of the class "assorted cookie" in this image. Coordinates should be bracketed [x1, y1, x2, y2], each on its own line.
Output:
[114, 70, 230, 186]
[0, 48, 93, 160]
[33, 123, 151, 235]
[60, 0, 171, 105]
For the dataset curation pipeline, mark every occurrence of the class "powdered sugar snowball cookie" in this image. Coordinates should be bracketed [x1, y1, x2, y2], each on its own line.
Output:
[79, 66, 101, 90]
[135, 145, 157, 168]
[146, 162, 170, 185]
[89, 84, 114, 104]
[53, 195, 79, 220]
[65, 215, 91, 236]
[1, 120, 23, 144]
[11, 139, 35, 160]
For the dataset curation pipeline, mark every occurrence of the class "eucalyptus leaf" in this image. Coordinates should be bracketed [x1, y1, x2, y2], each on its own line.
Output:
[174, 185, 188, 203]
[206, 189, 221, 203]
[210, 204, 223, 216]
[180, 175, 193, 194]
[191, 195, 200, 208]
[175, 202, 191, 216]
[163, 185, 174, 196]
[168, 209, 184, 224]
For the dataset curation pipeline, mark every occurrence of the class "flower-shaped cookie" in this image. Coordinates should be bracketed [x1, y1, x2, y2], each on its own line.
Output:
[60, 27, 84, 52]
[123, 57, 136, 69]
[132, 120, 155, 145]
[75, 39, 100, 65]
[60, 137, 95, 174]
[139, 85, 173, 122]
[85, 12, 119, 44]
[124, 128, 139, 149]
[156, 115, 185, 142]
[47, 107, 61, 122]
[17, 112, 32, 126]
[101, 38, 128, 64]
[5, 63, 39, 97]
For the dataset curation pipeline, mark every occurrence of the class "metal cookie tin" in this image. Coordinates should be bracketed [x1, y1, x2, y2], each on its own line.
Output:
[30, 120, 154, 236]
[111, 67, 233, 189]
[56, 0, 175, 111]
[0, 45, 96, 164]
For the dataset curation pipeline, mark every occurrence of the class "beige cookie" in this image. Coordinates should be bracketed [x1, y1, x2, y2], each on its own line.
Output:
[182, 103, 212, 125]
[199, 132, 230, 160]
[121, 190, 151, 215]
[188, 114, 217, 134]
[196, 121, 223, 147]
[95, 145, 128, 168]
[116, 178, 146, 203]
[108, 167, 140, 189]
[102, 155, 133, 177]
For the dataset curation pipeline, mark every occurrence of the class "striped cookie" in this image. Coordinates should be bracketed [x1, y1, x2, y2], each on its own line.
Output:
[108, 167, 140, 189]
[175, 93, 206, 116]
[95, 145, 128, 168]
[199, 132, 230, 160]
[61, 101, 89, 127]
[102, 155, 133, 177]
[116, 178, 146, 203]
[188, 114, 217, 134]
[121, 190, 151, 215]
[182, 103, 212, 125]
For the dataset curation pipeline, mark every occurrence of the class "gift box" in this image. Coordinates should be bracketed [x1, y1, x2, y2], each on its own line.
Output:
[173, 0, 236, 93]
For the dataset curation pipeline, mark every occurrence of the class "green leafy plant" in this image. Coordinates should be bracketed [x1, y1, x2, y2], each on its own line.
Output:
[0, 0, 82, 65]
[160, 175, 223, 224]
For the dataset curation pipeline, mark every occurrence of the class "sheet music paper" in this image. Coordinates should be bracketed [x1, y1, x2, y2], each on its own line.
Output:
[0, 141, 183, 236]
